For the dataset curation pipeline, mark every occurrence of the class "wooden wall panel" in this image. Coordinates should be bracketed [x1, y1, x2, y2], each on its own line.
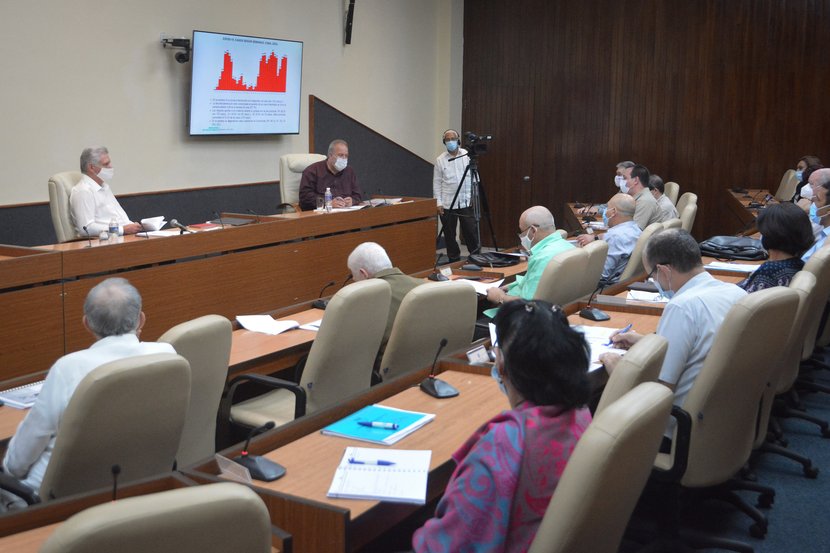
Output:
[463, 0, 830, 244]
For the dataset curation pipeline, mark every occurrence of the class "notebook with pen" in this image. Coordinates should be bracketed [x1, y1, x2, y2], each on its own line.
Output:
[327, 446, 432, 504]
[321, 404, 435, 445]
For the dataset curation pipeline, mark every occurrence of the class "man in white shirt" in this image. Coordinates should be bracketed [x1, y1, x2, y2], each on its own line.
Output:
[433, 130, 481, 262]
[576, 193, 642, 284]
[649, 174, 679, 222]
[69, 146, 142, 237]
[599, 229, 747, 441]
[2, 278, 174, 494]
[624, 164, 662, 230]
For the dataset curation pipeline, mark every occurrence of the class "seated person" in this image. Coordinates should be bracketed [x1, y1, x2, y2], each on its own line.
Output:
[413, 299, 592, 552]
[600, 230, 746, 442]
[802, 169, 830, 261]
[613, 160, 635, 192]
[576, 193, 641, 284]
[298, 139, 362, 210]
[484, 206, 574, 317]
[738, 203, 814, 292]
[795, 154, 822, 196]
[648, 174, 679, 222]
[624, 164, 662, 229]
[2, 278, 174, 494]
[794, 161, 823, 203]
[70, 147, 143, 236]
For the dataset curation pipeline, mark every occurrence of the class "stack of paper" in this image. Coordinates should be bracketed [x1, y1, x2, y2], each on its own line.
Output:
[0, 380, 44, 409]
[626, 290, 670, 303]
[453, 278, 504, 296]
[704, 261, 759, 274]
[327, 446, 432, 504]
[236, 315, 299, 335]
[573, 325, 628, 371]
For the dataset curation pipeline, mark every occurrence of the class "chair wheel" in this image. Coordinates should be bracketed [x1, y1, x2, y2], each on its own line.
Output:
[750, 523, 767, 539]
[804, 466, 819, 479]
[757, 493, 774, 508]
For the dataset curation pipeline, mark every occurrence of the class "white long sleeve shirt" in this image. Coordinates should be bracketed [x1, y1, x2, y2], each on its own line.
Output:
[69, 174, 132, 237]
[433, 148, 473, 210]
[2, 334, 175, 491]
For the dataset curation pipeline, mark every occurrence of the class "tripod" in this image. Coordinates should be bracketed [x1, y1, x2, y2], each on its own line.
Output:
[444, 152, 499, 253]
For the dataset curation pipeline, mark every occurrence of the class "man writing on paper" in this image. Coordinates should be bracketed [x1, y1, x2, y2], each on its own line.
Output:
[2, 278, 174, 503]
[576, 193, 641, 285]
[299, 139, 362, 210]
[70, 146, 143, 237]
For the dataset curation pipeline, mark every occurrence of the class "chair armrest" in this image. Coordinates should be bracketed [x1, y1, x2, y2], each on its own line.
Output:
[0, 471, 41, 505]
[652, 405, 692, 482]
[224, 374, 307, 420]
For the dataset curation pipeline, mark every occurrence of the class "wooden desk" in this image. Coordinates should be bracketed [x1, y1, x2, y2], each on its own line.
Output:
[185, 364, 507, 553]
[724, 189, 775, 236]
[562, 202, 600, 234]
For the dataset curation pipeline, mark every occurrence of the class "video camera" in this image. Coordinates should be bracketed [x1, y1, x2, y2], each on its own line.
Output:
[464, 132, 493, 156]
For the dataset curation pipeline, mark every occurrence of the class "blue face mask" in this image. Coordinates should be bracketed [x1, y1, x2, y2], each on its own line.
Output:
[490, 363, 507, 396]
[445, 140, 459, 153]
[810, 202, 820, 224]
[796, 170, 804, 182]
[652, 267, 675, 299]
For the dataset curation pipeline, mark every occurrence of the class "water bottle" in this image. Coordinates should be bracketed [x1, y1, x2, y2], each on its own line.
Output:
[108, 217, 119, 239]
[324, 188, 333, 213]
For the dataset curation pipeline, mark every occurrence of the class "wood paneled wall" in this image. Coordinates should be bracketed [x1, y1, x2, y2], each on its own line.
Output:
[463, 0, 830, 245]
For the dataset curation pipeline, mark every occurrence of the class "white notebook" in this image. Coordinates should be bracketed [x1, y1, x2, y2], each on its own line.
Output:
[0, 380, 44, 409]
[327, 447, 432, 504]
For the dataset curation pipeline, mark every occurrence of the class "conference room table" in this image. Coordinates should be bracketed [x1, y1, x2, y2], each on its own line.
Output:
[724, 188, 775, 236]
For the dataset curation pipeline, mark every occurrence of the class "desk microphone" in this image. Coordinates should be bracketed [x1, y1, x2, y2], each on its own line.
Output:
[428, 252, 449, 281]
[420, 338, 459, 398]
[312, 280, 337, 310]
[247, 208, 261, 223]
[82, 225, 92, 248]
[234, 421, 286, 481]
[170, 219, 191, 235]
[111, 464, 121, 501]
[213, 211, 226, 230]
[747, 189, 766, 208]
[579, 283, 611, 321]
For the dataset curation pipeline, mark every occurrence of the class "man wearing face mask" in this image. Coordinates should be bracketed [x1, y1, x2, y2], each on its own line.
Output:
[623, 164, 662, 230]
[483, 206, 573, 317]
[599, 230, 746, 440]
[614, 161, 635, 192]
[298, 139, 362, 210]
[69, 146, 142, 237]
[575, 194, 641, 284]
[801, 169, 830, 261]
[433, 129, 481, 262]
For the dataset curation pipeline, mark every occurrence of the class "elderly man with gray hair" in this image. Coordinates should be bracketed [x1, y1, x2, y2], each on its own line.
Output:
[2, 278, 174, 493]
[69, 146, 142, 237]
[484, 206, 574, 317]
[577, 193, 642, 284]
[299, 139, 363, 210]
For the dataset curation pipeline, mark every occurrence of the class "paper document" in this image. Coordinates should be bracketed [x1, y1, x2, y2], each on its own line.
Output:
[704, 261, 758, 274]
[139, 216, 167, 231]
[236, 315, 299, 335]
[0, 380, 44, 409]
[573, 325, 628, 371]
[454, 278, 504, 296]
[369, 198, 403, 206]
[299, 319, 323, 331]
[626, 290, 670, 303]
[327, 447, 432, 504]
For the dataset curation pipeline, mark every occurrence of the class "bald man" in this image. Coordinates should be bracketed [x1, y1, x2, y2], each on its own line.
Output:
[585, 194, 642, 284]
[484, 206, 574, 316]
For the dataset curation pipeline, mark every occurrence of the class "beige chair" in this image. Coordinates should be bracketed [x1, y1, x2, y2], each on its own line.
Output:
[580, 238, 608, 294]
[595, 334, 668, 415]
[617, 222, 663, 282]
[664, 181, 680, 205]
[649, 287, 799, 546]
[679, 203, 697, 233]
[0, 353, 190, 504]
[774, 169, 799, 202]
[228, 279, 391, 429]
[278, 153, 326, 208]
[40, 483, 273, 553]
[48, 171, 83, 242]
[675, 191, 697, 215]
[528, 383, 673, 553]
[662, 218, 682, 230]
[159, 315, 232, 467]
[378, 282, 476, 381]
[533, 247, 590, 306]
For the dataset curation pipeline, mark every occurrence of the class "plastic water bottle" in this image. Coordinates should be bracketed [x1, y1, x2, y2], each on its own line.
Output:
[324, 188, 333, 213]
[108, 217, 118, 238]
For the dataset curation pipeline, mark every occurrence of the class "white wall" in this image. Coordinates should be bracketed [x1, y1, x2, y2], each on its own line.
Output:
[0, 0, 463, 205]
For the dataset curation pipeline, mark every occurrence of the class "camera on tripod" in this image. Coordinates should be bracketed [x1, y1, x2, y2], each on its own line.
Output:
[464, 132, 493, 156]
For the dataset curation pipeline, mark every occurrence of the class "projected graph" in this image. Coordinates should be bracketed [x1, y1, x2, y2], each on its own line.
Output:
[215, 51, 288, 92]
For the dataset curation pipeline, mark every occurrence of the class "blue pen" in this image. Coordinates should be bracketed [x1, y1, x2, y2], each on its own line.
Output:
[358, 421, 399, 430]
[605, 323, 633, 346]
[348, 457, 396, 466]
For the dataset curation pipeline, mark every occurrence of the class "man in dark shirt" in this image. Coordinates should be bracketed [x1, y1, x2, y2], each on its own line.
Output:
[299, 139, 362, 210]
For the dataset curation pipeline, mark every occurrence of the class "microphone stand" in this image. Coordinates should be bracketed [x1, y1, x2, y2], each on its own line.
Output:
[420, 338, 459, 398]
[233, 422, 285, 481]
[579, 284, 610, 321]
[82, 225, 93, 248]
[312, 274, 353, 310]
[428, 252, 449, 281]
[213, 211, 226, 230]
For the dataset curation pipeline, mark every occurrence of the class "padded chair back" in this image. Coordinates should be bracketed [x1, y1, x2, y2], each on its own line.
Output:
[801, 246, 830, 359]
[528, 383, 673, 553]
[379, 282, 476, 381]
[617, 222, 663, 282]
[533, 247, 589, 306]
[40, 483, 272, 553]
[675, 192, 697, 215]
[301, 279, 391, 412]
[679, 203, 697, 233]
[279, 153, 326, 206]
[39, 353, 190, 501]
[159, 315, 232, 467]
[774, 169, 799, 202]
[580, 239, 608, 296]
[664, 181, 680, 205]
[663, 218, 682, 230]
[48, 171, 83, 242]
[673, 288, 798, 487]
[595, 334, 668, 415]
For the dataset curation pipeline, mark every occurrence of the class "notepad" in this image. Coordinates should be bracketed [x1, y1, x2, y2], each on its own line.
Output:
[321, 404, 435, 445]
[0, 380, 44, 409]
[327, 446, 432, 504]
[573, 325, 628, 372]
[704, 261, 759, 274]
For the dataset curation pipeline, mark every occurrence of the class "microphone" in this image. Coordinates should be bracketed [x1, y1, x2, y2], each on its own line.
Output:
[312, 280, 337, 310]
[375, 188, 389, 207]
[419, 338, 459, 398]
[247, 208, 261, 223]
[747, 189, 766, 208]
[233, 421, 286, 481]
[170, 219, 191, 235]
[213, 211, 226, 230]
[111, 464, 121, 501]
[579, 283, 611, 321]
[428, 252, 449, 281]
[82, 225, 93, 248]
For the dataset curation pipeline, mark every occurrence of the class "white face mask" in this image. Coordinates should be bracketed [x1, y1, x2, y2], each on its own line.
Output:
[97, 166, 114, 183]
[519, 227, 535, 252]
[615, 175, 629, 194]
[333, 157, 348, 172]
[801, 184, 814, 201]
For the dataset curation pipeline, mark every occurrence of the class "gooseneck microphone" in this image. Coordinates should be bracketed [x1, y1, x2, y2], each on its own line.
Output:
[82, 225, 93, 248]
[247, 208, 261, 223]
[213, 211, 226, 230]
[312, 280, 337, 310]
[428, 252, 449, 281]
[579, 284, 611, 321]
[170, 219, 191, 235]
[111, 464, 121, 501]
[420, 338, 459, 398]
[233, 421, 286, 481]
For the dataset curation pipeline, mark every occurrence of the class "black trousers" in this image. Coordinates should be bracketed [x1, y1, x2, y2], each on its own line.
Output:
[440, 206, 481, 261]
